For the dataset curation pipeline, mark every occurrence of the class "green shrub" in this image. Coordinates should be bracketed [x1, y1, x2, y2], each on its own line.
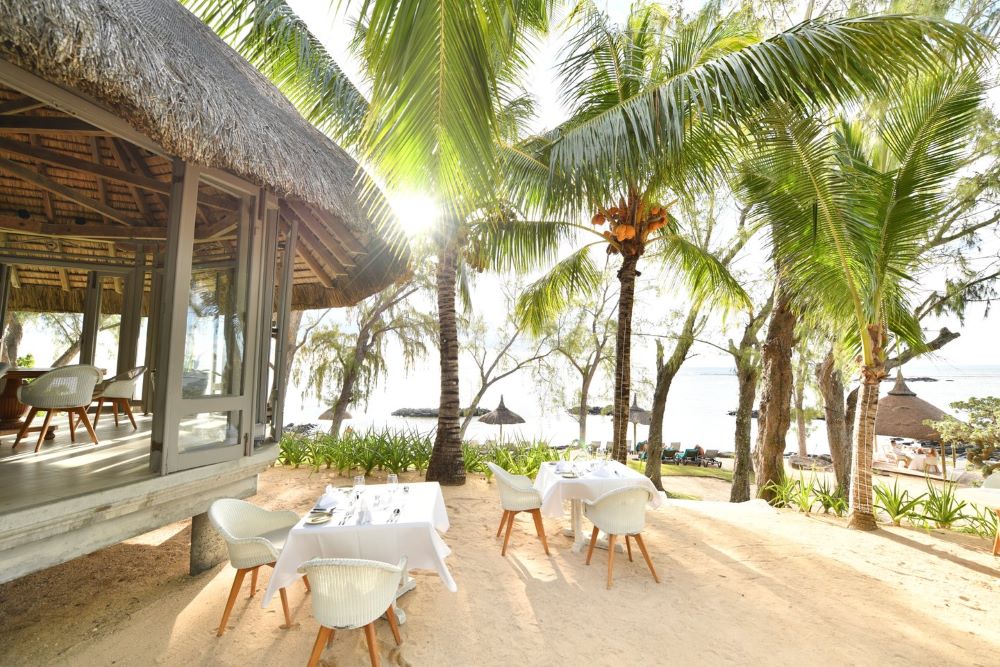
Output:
[790, 475, 817, 513]
[962, 503, 999, 539]
[873, 480, 925, 526]
[813, 477, 848, 516]
[277, 432, 310, 468]
[763, 475, 797, 508]
[921, 481, 967, 529]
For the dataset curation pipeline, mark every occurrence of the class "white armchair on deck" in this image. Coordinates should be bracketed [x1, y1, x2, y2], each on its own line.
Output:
[584, 486, 659, 589]
[485, 462, 549, 557]
[208, 498, 302, 636]
[93, 366, 145, 430]
[13, 364, 102, 452]
[298, 557, 406, 667]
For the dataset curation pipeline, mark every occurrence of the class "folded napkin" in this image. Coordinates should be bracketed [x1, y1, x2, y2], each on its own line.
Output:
[589, 464, 610, 478]
[555, 462, 568, 473]
[315, 485, 340, 510]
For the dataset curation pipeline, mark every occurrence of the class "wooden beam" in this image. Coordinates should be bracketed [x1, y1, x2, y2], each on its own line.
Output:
[116, 140, 234, 212]
[0, 96, 44, 115]
[0, 137, 170, 196]
[0, 116, 106, 134]
[0, 214, 165, 239]
[283, 200, 355, 267]
[28, 136, 55, 222]
[312, 208, 366, 255]
[103, 137, 158, 224]
[296, 244, 335, 288]
[294, 222, 348, 279]
[0, 156, 142, 226]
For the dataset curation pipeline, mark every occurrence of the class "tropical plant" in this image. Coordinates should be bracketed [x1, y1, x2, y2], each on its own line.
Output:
[962, 503, 999, 540]
[742, 63, 987, 529]
[507, 2, 984, 469]
[813, 477, 848, 516]
[928, 397, 1000, 477]
[873, 481, 925, 526]
[789, 475, 817, 513]
[762, 475, 797, 508]
[921, 481, 968, 529]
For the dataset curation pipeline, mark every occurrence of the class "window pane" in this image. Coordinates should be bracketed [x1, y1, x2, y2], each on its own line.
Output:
[177, 410, 241, 453]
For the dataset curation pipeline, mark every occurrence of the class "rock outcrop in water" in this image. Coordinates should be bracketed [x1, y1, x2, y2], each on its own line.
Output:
[391, 407, 489, 418]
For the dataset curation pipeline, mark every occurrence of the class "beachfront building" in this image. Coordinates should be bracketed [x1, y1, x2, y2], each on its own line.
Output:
[0, 0, 406, 583]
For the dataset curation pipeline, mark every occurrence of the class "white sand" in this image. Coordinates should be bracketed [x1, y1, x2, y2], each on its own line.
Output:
[1, 466, 998, 666]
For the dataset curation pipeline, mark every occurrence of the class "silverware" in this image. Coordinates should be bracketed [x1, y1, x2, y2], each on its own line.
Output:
[388, 508, 401, 524]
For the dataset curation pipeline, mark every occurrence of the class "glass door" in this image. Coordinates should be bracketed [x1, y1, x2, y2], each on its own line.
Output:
[155, 165, 264, 473]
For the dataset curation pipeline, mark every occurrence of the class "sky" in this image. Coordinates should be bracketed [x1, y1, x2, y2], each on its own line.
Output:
[275, 0, 998, 417]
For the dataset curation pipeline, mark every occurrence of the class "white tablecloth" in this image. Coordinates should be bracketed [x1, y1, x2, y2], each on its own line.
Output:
[263, 482, 456, 606]
[534, 460, 662, 517]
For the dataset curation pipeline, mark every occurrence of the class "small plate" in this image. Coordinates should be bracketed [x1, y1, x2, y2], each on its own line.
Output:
[306, 514, 331, 525]
[560, 472, 578, 479]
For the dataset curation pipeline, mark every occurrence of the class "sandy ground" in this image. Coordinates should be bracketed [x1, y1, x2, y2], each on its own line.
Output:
[1, 466, 998, 667]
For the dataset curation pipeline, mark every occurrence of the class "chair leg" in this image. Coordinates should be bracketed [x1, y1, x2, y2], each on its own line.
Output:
[34, 410, 54, 453]
[112, 400, 119, 427]
[75, 408, 99, 444]
[501, 510, 516, 556]
[94, 398, 104, 428]
[633, 533, 660, 583]
[327, 628, 336, 647]
[122, 399, 138, 430]
[386, 604, 402, 645]
[363, 622, 381, 667]
[249, 566, 259, 598]
[625, 535, 633, 562]
[13, 408, 37, 447]
[993, 510, 999, 557]
[67, 410, 76, 443]
[303, 574, 311, 592]
[278, 587, 292, 628]
[496, 510, 509, 538]
[217, 568, 248, 637]
[606, 534, 617, 589]
[585, 526, 599, 565]
[306, 626, 332, 667]
[530, 508, 550, 555]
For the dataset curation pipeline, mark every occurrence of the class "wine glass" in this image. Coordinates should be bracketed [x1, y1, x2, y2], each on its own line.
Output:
[353, 475, 365, 499]
[387, 473, 399, 495]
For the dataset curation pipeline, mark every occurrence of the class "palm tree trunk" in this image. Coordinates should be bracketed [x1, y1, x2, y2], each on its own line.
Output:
[753, 281, 796, 501]
[847, 365, 882, 530]
[426, 237, 465, 485]
[794, 369, 808, 457]
[611, 253, 640, 463]
[730, 359, 758, 502]
[816, 349, 851, 491]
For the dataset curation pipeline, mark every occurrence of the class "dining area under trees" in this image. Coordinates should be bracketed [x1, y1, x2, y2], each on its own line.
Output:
[1, 0, 1000, 665]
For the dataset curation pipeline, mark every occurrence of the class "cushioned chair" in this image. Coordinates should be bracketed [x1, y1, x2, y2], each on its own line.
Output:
[93, 366, 146, 430]
[485, 462, 549, 557]
[13, 364, 102, 452]
[584, 486, 659, 589]
[298, 557, 406, 667]
[208, 498, 302, 636]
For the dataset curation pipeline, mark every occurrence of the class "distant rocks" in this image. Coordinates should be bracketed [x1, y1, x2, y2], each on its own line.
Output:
[392, 407, 489, 418]
[566, 405, 612, 416]
[882, 375, 938, 382]
[727, 409, 760, 418]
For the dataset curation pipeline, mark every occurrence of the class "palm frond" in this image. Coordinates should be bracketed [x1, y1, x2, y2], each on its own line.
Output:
[656, 233, 751, 311]
[515, 246, 603, 335]
[466, 215, 579, 274]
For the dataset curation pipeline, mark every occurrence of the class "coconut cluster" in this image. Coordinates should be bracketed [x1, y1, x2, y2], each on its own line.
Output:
[591, 202, 668, 254]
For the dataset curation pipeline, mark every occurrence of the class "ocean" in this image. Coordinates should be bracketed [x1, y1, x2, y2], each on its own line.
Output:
[283, 362, 1000, 455]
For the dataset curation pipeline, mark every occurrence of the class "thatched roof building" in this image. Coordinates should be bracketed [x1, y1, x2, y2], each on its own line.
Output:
[874, 373, 948, 442]
[0, 0, 407, 311]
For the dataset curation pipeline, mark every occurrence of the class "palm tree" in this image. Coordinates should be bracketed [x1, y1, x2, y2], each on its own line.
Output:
[504, 1, 981, 465]
[740, 68, 986, 529]
[186, 0, 557, 485]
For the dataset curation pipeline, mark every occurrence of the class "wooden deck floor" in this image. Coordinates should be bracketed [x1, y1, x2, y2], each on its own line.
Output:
[0, 414, 154, 514]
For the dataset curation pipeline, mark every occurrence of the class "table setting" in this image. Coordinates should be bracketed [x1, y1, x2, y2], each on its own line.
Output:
[262, 478, 457, 620]
[534, 459, 661, 552]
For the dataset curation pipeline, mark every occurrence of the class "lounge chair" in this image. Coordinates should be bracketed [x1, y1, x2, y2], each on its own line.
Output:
[661, 447, 680, 463]
[677, 448, 701, 466]
[701, 449, 722, 468]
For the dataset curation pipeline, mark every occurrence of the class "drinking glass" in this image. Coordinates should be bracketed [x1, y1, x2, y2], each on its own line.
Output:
[387, 473, 399, 494]
[353, 475, 365, 499]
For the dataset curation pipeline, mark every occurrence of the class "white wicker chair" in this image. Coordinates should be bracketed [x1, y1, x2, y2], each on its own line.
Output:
[584, 486, 659, 589]
[13, 364, 102, 452]
[485, 462, 549, 557]
[93, 366, 145, 430]
[208, 498, 302, 636]
[298, 557, 406, 667]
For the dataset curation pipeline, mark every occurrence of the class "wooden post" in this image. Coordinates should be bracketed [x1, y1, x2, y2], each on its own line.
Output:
[254, 204, 279, 441]
[79, 271, 103, 365]
[117, 246, 145, 374]
[0, 263, 10, 339]
[271, 217, 297, 440]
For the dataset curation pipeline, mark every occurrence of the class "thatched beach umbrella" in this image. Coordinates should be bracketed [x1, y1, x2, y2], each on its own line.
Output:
[319, 408, 351, 421]
[875, 371, 950, 476]
[628, 396, 651, 450]
[478, 395, 525, 443]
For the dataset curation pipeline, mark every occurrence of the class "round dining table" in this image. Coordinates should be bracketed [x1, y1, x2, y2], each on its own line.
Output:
[0, 367, 56, 431]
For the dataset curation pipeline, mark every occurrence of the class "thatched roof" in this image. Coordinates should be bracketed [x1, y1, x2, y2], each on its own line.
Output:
[629, 396, 651, 425]
[0, 0, 408, 310]
[874, 373, 948, 442]
[479, 396, 525, 426]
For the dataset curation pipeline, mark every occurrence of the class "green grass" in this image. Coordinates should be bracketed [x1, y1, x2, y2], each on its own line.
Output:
[627, 460, 733, 482]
